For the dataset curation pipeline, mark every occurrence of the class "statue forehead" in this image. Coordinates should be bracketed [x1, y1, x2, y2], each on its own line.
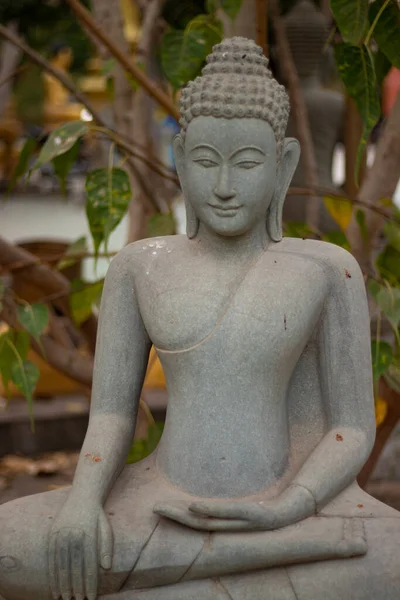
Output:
[184, 116, 276, 156]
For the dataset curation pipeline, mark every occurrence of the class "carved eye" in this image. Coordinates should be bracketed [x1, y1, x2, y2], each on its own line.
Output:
[194, 158, 218, 168]
[234, 160, 262, 169]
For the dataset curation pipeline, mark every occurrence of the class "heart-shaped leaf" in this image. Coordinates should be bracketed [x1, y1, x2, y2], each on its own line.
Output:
[85, 168, 131, 257]
[161, 16, 223, 89]
[369, 0, 400, 69]
[33, 121, 88, 170]
[17, 303, 49, 344]
[331, 0, 369, 44]
[11, 360, 40, 431]
[323, 195, 353, 231]
[70, 280, 104, 326]
[334, 44, 380, 179]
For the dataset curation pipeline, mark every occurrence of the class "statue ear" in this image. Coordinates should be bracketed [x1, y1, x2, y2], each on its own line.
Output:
[267, 138, 300, 242]
[172, 133, 199, 239]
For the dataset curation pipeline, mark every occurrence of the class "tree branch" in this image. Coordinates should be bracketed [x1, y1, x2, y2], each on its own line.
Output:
[0, 236, 98, 350]
[270, 0, 320, 231]
[65, 0, 179, 121]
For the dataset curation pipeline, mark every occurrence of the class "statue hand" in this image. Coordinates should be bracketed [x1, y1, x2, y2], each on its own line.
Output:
[49, 496, 113, 600]
[154, 485, 316, 531]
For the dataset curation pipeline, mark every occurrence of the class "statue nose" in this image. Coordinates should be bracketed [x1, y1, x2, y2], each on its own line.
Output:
[214, 165, 236, 200]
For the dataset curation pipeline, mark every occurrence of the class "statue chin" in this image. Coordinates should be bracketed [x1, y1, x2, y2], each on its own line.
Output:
[1, 35, 400, 600]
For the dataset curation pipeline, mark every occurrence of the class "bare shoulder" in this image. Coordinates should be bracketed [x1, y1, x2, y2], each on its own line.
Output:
[106, 235, 187, 280]
[272, 237, 363, 284]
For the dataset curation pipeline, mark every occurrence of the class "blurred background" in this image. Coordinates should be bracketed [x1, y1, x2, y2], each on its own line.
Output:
[0, 0, 400, 509]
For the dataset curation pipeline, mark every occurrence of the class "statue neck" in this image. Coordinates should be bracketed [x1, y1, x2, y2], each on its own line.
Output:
[195, 221, 270, 262]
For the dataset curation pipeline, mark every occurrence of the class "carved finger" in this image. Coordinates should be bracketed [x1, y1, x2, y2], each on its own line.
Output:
[57, 533, 71, 600]
[189, 501, 254, 520]
[70, 531, 84, 600]
[99, 511, 113, 570]
[153, 504, 249, 531]
[83, 532, 98, 600]
[49, 532, 60, 600]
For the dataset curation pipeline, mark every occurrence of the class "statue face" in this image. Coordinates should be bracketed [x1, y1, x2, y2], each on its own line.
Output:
[181, 117, 277, 237]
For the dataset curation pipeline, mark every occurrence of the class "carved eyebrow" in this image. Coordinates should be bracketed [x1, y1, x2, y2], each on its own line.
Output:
[229, 146, 266, 160]
[190, 144, 221, 156]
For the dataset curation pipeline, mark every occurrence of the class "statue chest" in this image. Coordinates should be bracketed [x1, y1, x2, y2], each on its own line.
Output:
[137, 253, 327, 366]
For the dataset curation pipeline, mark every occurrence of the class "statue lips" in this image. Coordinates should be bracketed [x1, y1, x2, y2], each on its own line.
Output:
[208, 203, 243, 217]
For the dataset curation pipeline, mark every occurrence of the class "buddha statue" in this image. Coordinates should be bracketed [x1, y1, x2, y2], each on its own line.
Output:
[281, 0, 345, 232]
[1, 37, 399, 600]
[43, 42, 85, 131]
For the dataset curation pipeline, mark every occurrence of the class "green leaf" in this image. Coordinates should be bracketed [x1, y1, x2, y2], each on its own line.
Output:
[369, 281, 400, 329]
[161, 16, 223, 89]
[52, 140, 80, 196]
[70, 280, 104, 326]
[11, 360, 39, 431]
[85, 168, 131, 258]
[33, 121, 88, 171]
[331, 0, 369, 44]
[57, 236, 88, 271]
[371, 339, 393, 382]
[323, 195, 353, 231]
[369, 0, 400, 69]
[7, 137, 37, 194]
[334, 43, 380, 179]
[17, 303, 49, 344]
[373, 49, 392, 86]
[383, 220, 400, 252]
[146, 213, 176, 238]
[356, 208, 368, 243]
[376, 245, 400, 282]
[0, 330, 30, 396]
[220, 0, 242, 20]
[283, 221, 313, 238]
[0, 279, 4, 300]
[126, 423, 164, 464]
[322, 230, 351, 250]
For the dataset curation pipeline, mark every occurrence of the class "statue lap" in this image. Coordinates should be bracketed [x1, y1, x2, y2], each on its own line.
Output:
[1, 456, 400, 600]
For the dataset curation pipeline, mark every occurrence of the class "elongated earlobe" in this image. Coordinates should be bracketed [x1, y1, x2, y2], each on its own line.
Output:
[267, 138, 300, 241]
[172, 133, 200, 239]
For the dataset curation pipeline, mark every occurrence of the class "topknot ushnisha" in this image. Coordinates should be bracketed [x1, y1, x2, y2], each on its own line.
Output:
[179, 37, 290, 157]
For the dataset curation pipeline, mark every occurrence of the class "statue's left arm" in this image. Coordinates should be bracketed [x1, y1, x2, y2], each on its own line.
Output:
[285, 247, 376, 513]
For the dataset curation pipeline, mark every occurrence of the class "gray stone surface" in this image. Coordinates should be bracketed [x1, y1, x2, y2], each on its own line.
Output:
[1, 37, 400, 600]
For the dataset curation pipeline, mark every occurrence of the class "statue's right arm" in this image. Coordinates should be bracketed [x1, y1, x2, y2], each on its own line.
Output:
[69, 245, 151, 503]
[49, 246, 152, 600]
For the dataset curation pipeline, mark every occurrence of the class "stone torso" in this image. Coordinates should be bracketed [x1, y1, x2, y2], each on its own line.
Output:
[132, 236, 328, 497]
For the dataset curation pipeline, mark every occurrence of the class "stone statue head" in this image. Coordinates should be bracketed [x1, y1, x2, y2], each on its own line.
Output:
[173, 37, 300, 241]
